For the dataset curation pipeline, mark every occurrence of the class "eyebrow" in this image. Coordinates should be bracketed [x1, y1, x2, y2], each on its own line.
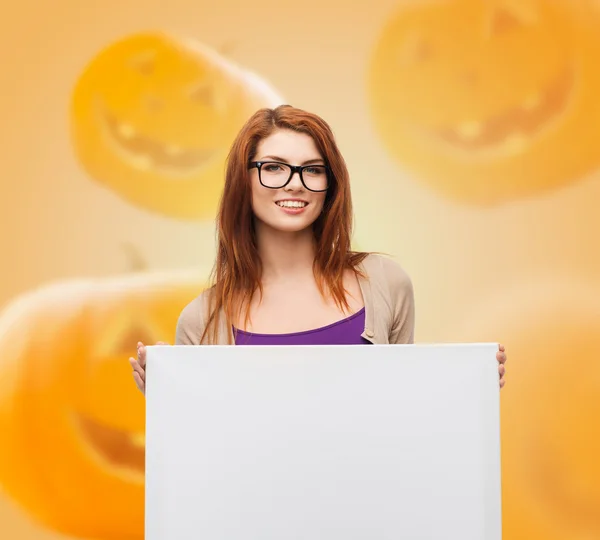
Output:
[259, 155, 325, 165]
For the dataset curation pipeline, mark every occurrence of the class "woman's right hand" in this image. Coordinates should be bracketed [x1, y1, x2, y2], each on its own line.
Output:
[130, 341, 167, 395]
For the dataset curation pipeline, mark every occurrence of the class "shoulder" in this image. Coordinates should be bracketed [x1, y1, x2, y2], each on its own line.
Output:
[175, 288, 212, 345]
[359, 253, 415, 343]
[360, 253, 413, 300]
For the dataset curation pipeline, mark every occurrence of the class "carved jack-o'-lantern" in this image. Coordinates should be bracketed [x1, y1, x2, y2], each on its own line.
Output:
[369, 0, 600, 205]
[0, 270, 203, 539]
[454, 279, 600, 539]
[71, 32, 284, 220]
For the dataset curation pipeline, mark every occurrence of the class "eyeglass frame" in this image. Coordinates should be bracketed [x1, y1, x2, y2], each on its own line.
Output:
[248, 160, 331, 192]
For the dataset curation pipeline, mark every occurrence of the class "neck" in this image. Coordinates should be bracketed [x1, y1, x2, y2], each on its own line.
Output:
[255, 221, 316, 283]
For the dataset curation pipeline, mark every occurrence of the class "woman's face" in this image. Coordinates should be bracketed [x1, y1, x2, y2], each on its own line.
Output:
[250, 129, 328, 234]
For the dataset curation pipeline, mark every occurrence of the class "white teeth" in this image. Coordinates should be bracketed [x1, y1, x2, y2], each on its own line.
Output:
[129, 432, 145, 448]
[277, 201, 307, 208]
[117, 123, 136, 139]
[456, 121, 483, 139]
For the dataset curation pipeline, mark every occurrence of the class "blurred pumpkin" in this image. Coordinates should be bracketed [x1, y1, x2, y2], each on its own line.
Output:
[70, 32, 284, 221]
[368, 0, 600, 206]
[0, 269, 205, 539]
[452, 277, 600, 539]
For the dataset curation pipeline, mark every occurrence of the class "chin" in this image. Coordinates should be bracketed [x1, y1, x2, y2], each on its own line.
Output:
[255, 211, 318, 235]
[270, 219, 315, 234]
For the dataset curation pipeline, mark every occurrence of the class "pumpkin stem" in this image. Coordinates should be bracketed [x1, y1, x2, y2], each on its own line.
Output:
[122, 242, 148, 272]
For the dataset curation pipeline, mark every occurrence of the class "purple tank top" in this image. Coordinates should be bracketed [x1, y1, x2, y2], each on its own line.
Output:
[234, 307, 371, 345]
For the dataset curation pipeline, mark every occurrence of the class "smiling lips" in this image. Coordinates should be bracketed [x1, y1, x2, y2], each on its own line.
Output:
[102, 110, 216, 175]
[276, 199, 309, 214]
[432, 66, 575, 154]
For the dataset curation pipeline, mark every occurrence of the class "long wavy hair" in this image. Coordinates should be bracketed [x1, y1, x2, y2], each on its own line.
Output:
[201, 104, 368, 344]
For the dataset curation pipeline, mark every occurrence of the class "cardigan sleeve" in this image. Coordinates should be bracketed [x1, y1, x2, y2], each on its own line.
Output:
[381, 257, 415, 344]
[175, 294, 206, 345]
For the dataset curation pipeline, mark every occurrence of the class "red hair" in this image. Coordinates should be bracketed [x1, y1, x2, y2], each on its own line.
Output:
[201, 105, 368, 344]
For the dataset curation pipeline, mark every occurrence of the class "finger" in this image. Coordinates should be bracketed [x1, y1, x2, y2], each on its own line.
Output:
[498, 364, 506, 377]
[496, 351, 507, 364]
[498, 343, 505, 353]
[499, 378, 505, 389]
[132, 371, 145, 394]
[129, 357, 145, 382]
[137, 344, 147, 368]
[129, 358, 145, 382]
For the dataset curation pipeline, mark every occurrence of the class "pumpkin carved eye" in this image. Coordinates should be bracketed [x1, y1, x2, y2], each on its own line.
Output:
[489, 1, 538, 35]
[400, 32, 433, 65]
[129, 50, 156, 76]
[95, 310, 161, 360]
[143, 94, 164, 112]
[113, 325, 155, 357]
[188, 81, 216, 107]
[491, 8, 523, 33]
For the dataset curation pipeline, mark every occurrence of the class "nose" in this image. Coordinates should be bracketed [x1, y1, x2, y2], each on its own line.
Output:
[284, 170, 304, 191]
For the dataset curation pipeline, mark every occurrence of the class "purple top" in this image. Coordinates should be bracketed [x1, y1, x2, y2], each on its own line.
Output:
[234, 307, 371, 345]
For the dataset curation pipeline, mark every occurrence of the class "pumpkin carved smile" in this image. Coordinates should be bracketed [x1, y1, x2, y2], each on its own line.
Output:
[102, 107, 218, 175]
[75, 413, 145, 476]
[431, 65, 575, 155]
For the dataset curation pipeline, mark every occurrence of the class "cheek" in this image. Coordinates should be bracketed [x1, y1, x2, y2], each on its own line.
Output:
[250, 181, 273, 217]
[311, 194, 326, 214]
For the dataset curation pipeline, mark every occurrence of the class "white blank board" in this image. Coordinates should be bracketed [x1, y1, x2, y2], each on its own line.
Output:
[145, 343, 501, 540]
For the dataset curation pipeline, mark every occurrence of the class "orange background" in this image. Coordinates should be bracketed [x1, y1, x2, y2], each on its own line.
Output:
[1, 0, 599, 538]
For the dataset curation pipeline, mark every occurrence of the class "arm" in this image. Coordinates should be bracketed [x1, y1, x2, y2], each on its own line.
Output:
[388, 265, 415, 345]
[175, 295, 205, 345]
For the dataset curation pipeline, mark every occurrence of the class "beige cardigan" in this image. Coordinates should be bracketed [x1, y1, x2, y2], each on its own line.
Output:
[175, 253, 415, 345]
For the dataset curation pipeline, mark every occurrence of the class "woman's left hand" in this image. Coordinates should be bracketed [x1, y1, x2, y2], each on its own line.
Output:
[497, 344, 507, 389]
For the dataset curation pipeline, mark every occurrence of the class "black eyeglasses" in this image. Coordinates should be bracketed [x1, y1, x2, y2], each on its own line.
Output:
[249, 161, 330, 192]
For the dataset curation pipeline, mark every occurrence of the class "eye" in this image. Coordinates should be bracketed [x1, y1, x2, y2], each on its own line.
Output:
[129, 50, 156, 76]
[264, 163, 284, 172]
[399, 32, 433, 65]
[489, 1, 537, 34]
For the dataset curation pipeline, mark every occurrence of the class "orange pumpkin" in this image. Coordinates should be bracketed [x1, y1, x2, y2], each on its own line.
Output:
[452, 278, 600, 539]
[70, 32, 284, 221]
[0, 270, 204, 539]
[368, 0, 600, 205]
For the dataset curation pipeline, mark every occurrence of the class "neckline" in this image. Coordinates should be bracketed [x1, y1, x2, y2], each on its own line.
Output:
[233, 307, 365, 338]
[225, 255, 375, 343]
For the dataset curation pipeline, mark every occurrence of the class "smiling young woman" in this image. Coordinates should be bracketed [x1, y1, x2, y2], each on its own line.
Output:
[130, 105, 507, 391]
